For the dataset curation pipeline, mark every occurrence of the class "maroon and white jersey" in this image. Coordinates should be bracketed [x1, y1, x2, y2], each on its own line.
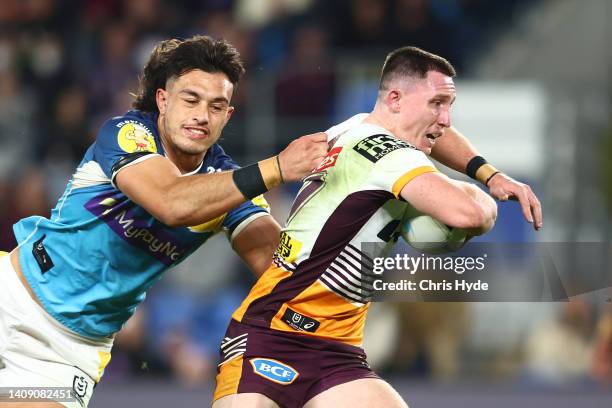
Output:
[233, 118, 438, 346]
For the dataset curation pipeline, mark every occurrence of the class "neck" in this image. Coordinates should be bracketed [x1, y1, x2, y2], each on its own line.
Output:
[364, 104, 396, 135]
[165, 143, 206, 174]
[365, 104, 413, 144]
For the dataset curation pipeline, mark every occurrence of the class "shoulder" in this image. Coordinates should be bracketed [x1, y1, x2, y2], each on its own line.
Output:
[201, 144, 239, 172]
[100, 110, 157, 136]
[343, 124, 423, 164]
[97, 110, 160, 155]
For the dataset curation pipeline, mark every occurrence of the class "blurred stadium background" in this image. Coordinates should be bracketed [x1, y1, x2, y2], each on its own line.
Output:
[0, 0, 611, 406]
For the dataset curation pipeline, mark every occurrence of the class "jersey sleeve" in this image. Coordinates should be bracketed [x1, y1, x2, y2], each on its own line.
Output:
[93, 117, 161, 186]
[222, 195, 271, 242]
[366, 140, 438, 198]
[209, 146, 272, 241]
[208, 144, 240, 171]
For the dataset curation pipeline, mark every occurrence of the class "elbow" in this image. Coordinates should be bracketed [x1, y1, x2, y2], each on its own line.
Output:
[154, 209, 185, 227]
[456, 201, 497, 235]
[453, 202, 489, 230]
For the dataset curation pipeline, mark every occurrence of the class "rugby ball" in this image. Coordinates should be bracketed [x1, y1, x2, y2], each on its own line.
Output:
[401, 215, 468, 254]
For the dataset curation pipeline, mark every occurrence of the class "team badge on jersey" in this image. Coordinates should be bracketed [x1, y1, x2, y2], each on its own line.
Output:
[117, 122, 157, 153]
[72, 375, 89, 405]
[353, 134, 415, 163]
[250, 358, 299, 385]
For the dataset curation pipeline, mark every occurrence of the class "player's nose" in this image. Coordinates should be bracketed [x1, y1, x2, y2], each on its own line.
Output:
[438, 107, 451, 128]
[194, 104, 210, 124]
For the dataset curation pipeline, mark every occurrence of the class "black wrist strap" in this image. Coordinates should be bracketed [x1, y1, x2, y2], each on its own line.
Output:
[233, 164, 268, 200]
[466, 156, 487, 180]
[485, 171, 501, 186]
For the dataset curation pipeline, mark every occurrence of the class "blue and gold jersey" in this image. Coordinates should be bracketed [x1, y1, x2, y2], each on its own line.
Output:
[13, 110, 269, 339]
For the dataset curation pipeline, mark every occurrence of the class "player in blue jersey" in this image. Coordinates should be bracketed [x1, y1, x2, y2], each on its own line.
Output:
[0, 35, 327, 407]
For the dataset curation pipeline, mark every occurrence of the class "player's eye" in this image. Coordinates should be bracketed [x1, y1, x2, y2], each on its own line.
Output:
[211, 104, 225, 112]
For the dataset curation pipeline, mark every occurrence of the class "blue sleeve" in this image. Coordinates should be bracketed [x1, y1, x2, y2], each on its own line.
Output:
[208, 144, 240, 171]
[222, 197, 270, 237]
[93, 117, 160, 179]
[210, 145, 271, 237]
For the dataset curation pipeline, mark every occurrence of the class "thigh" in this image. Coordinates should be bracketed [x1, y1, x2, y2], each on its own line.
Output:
[214, 323, 311, 408]
[0, 255, 23, 350]
[0, 334, 96, 407]
[304, 378, 409, 408]
[213, 393, 280, 408]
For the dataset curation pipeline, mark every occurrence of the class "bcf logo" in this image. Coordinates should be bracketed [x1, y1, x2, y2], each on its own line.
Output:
[250, 358, 299, 385]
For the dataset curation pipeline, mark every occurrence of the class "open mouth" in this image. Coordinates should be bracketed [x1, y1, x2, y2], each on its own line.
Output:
[426, 133, 441, 142]
[184, 127, 209, 138]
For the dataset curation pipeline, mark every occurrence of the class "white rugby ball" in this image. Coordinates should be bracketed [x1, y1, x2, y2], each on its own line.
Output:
[401, 215, 468, 254]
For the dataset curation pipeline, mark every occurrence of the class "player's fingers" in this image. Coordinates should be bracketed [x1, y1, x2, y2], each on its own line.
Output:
[529, 192, 543, 230]
[304, 132, 328, 143]
[513, 187, 534, 224]
[310, 152, 328, 169]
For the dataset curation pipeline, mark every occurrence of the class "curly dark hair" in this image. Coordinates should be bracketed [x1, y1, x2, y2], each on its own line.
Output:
[379, 46, 456, 91]
[132, 35, 245, 113]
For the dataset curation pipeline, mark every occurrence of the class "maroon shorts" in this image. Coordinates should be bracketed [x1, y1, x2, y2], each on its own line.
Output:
[214, 319, 379, 408]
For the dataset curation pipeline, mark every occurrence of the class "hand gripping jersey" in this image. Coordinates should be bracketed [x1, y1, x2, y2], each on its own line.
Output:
[231, 120, 438, 346]
[13, 110, 269, 339]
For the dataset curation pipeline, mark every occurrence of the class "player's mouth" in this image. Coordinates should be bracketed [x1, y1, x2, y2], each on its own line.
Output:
[184, 126, 210, 139]
[425, 132, 442, 146]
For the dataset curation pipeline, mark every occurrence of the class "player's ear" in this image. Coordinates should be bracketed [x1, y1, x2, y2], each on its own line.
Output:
[225, 106, 235, 123]
[156, 88, 168, 115]
[385, 89, 402, 113]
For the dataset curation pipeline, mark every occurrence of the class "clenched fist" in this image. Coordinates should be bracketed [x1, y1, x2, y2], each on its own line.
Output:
[277, 132, 329, 182]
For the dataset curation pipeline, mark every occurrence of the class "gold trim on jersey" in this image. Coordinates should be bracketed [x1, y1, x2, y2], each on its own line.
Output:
[391, 165, 438, 197]
[232, 264, 292, 322]
[96, 351, 112, 382]
[214, 355, 244, 401]
[270, 280, 369, 346]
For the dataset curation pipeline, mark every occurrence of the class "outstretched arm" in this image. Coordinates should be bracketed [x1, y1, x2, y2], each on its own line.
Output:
[430, 126, 542, 230]
[116, 133, 328, 227]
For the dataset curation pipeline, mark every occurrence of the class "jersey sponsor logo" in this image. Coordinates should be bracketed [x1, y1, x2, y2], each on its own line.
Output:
[113, 210, 184, 263]
[85, 192, 186, 265]
[116, 121, 157, 153]
[281, 307, 320, 333]
[353, 134, 415, 163]
[276, 231, 303, 263]
[250, 358, 299, 385]
[315, 146, 343, 171]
